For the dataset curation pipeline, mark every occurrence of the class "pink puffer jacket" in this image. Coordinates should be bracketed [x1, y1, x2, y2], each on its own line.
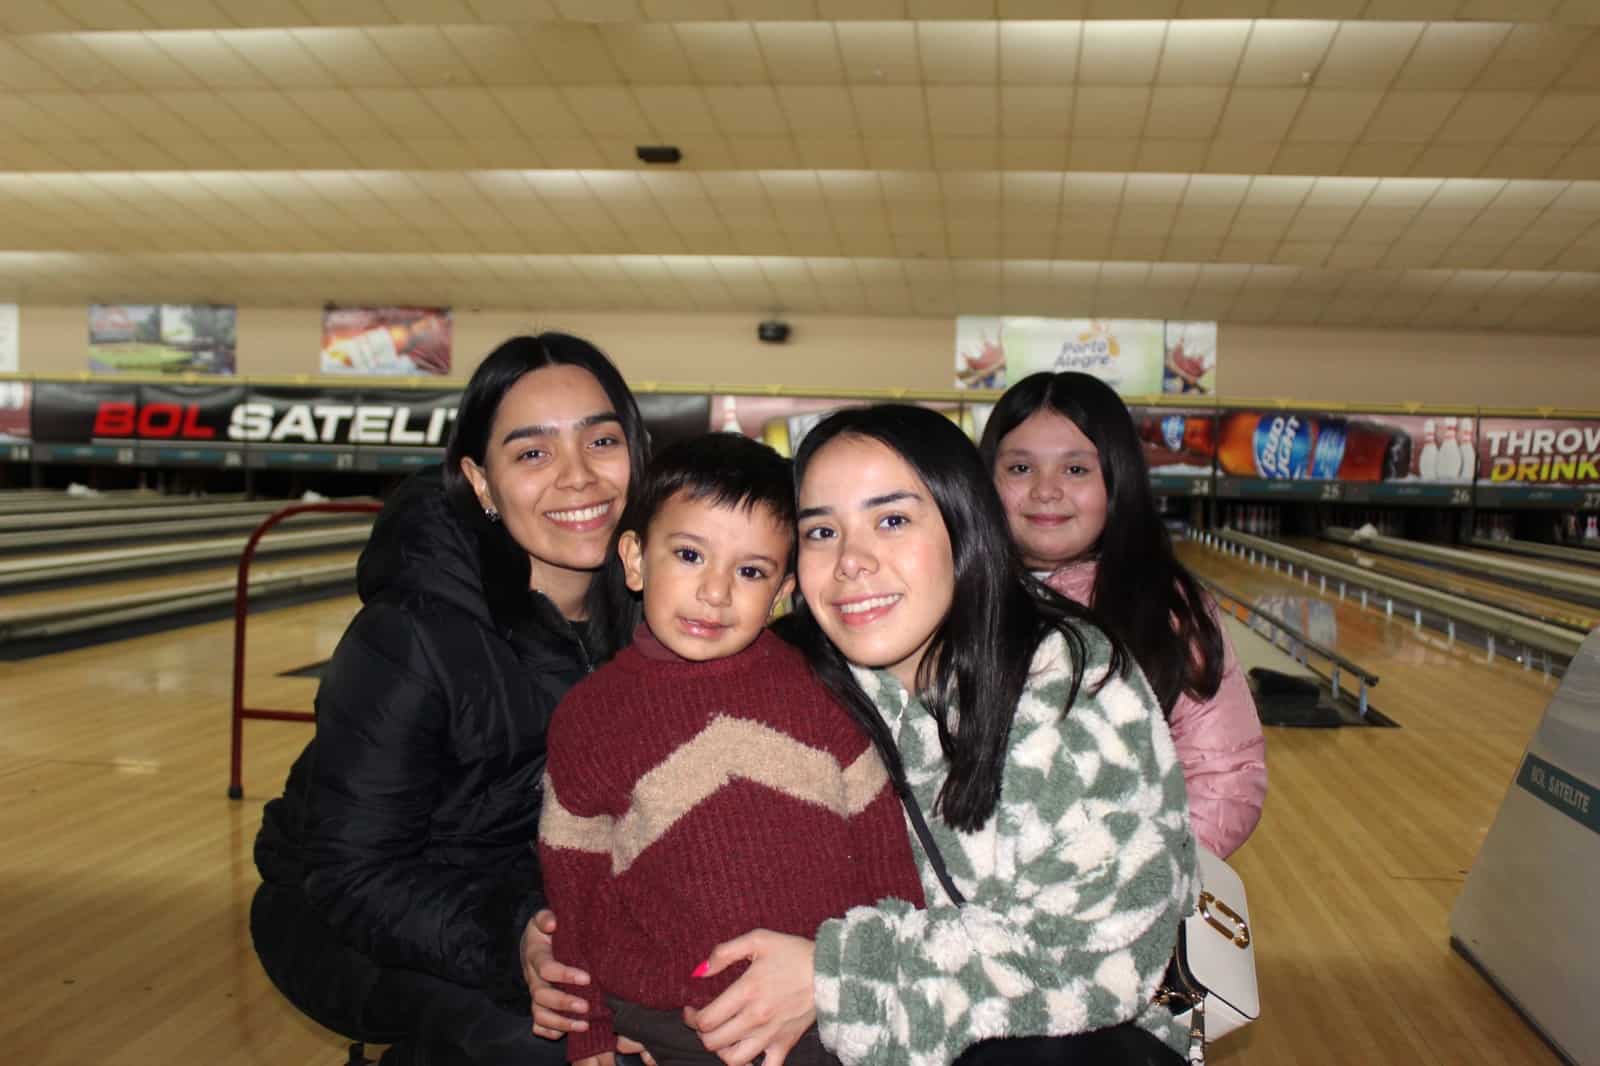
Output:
[1047, 561, 1267, 858]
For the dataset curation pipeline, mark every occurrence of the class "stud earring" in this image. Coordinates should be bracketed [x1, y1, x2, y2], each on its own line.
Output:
[484, 506, 501, 523]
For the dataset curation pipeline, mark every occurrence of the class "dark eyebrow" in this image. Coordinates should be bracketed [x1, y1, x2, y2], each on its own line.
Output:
[797, 490, 920, 522]
[500, 411, 620, 446]
[998, 445, 1096, 459]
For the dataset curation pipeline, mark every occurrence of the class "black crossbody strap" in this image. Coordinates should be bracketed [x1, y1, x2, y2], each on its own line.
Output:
[898, 784, 966, 907]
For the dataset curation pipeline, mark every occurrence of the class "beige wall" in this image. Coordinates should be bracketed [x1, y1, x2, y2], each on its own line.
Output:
[13, 303, 1599, 410]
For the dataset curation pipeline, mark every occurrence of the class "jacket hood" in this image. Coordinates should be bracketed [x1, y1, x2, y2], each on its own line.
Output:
[357, 467, 512, 627]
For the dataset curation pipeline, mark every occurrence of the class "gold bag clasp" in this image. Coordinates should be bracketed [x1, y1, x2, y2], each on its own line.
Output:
[1198, 891, 1251, 949]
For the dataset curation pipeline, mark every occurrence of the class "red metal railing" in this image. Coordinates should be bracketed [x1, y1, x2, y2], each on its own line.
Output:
[228, 501, 381, 799]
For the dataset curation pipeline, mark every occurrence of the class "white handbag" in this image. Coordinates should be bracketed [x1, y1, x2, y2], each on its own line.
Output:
[1161, 845, 1261, 1064]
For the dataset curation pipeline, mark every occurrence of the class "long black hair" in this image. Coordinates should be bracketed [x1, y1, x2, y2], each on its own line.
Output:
[789, 404, 1127, 833]
[444, 332, 648, 660]
[978, 372, 1223, 717]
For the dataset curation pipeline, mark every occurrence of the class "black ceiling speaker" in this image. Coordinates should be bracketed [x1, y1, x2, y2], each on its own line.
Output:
[635, 145, 682, 164]
[758, 319, 791, 344]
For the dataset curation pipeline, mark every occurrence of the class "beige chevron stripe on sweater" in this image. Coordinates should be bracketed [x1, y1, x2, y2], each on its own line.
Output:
[541, 715, 891, 875]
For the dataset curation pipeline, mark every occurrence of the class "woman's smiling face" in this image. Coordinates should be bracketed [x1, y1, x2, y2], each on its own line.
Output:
[460, 364, 631, 611]
[796, 435, 955, 692]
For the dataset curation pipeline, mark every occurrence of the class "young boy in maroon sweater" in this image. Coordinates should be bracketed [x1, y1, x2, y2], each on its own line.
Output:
[538, 433, 923, 1066]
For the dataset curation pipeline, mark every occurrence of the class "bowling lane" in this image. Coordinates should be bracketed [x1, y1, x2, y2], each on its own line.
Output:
[1179, 538, 1562, 735]
[1465, 538, 1600, 579]
[1282, 536, 1600, 632]
[0, 547, 363, 622]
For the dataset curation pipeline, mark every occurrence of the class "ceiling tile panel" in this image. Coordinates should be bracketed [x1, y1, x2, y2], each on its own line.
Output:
[1475, 25, 1591, 91]
[1235, 20, 1337, 87]
[676, 23, 769, 83]
[288, 29, 408, 88]
[1215, 87, 1305, 142]
[1362, 91, 1462, 142]
[1288, 89, 1382, 141]
[1078, 21, 1166, 85]
[1072, 87, 1150, 138]
[1392, 22, 1510, 89]
[999, 22, 1079, 84]
[918, 22, 998, 84]
[1155, 20, 1249, 85]
[146, 32, 273, 89]
[227, 28, 339, 88]
[1144, 87, 1226, 139]
[835, 22, 920, 83]
[755, 22, 846, 83]
[1316, 22, 1426, 89]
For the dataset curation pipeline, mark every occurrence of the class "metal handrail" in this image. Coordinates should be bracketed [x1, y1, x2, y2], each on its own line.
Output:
[228, 501, 380, 799]
[1187, 539, 1381, 718]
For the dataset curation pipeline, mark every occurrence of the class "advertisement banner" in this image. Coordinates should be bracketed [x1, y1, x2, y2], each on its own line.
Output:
[0, 303, 17, 373]
[31, 380, 138, 445]
[89, 304, 237, 374]
[321, 307, 452, 376]
[711, 395, 967, 457]
[639, 394, 712, 452]
[1478, 418, 1600, 488]
[129, 384, 248, 467]
[956, 317, 1187, 395]
[1, 380, 29, 447]
[1215, 410, 1415, 483]
[1133, 406, 1216, 477]
[1163, 321, 1216, 395]
[353, 387, 463, 471]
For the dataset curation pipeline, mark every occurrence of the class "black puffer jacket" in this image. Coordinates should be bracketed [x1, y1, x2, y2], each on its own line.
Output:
[255, 470, 592, 1003]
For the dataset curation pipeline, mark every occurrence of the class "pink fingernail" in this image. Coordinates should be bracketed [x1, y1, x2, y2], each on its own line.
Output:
[691, 960, 710, 978]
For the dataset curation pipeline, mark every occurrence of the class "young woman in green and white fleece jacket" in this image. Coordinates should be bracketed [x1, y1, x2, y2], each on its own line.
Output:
[686, 405, 1198, 1066]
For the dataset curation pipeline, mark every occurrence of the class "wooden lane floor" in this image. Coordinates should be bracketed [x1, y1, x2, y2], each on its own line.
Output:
[1182, 540, 1563, 1066]
[0, 547, 363, 620]
[0, 557, 1570, 1066]
[0, 595, 361, 1066]
[1283, 535, 1600, 633]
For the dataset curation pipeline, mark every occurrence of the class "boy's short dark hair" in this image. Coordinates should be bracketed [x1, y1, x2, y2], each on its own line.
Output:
[622, 431, 797, 562]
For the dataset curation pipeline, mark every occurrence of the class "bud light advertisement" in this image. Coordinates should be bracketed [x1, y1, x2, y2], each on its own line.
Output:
[1217, 411, 1416, 483]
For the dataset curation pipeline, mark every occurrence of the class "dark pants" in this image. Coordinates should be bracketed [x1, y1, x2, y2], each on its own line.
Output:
[953, 1024, 1186, 1066]
[608, 998, 841, 1066]
[252, 882, 569, 1066]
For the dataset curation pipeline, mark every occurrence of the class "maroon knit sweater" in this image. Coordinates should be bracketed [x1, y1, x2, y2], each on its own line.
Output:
[539, 626, 924, 1062]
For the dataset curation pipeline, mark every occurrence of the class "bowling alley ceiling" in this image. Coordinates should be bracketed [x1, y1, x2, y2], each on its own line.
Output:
[4, 1, 1600, 332]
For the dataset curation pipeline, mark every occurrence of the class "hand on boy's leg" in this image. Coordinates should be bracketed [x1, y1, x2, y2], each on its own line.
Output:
[684, 930, 816, 1066]
[521, 909, 594, 1039]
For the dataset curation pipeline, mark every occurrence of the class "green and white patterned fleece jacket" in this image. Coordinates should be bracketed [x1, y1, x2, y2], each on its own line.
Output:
[812, 628, 1199, 1066]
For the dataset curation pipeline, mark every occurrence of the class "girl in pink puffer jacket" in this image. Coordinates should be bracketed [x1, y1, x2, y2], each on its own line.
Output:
[979, 372, 1266, 858]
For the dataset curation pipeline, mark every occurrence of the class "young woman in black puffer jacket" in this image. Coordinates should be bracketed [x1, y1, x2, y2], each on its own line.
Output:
[252, 334, 647, 1065]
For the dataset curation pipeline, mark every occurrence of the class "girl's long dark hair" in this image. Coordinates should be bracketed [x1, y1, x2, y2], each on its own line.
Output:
[978, 372, 1223, 717]
[444, 332, 648, 661]
[790, 404, 1127, 832]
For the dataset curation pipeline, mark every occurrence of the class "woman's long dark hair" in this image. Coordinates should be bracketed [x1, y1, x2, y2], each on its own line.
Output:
[444, 332, 648, 660]
[978, 372, 1223, 717]
[789, 404, 1127, 832]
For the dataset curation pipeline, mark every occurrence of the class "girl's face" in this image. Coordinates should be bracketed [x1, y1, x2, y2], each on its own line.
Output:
[797, 435, 955, 693]
[460, 364, 631, 613]
[992, 409, 1108, 573]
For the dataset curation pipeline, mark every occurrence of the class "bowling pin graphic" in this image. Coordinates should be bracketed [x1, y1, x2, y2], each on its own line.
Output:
[720, 396, 743, 435]
[1418, 419, 1439, 480]
[1436, 416, 1463, 481]
[1458, 417, 1477, 483]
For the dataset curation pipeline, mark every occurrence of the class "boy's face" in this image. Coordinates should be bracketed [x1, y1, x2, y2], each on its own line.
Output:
[618, 490, 795, 662]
